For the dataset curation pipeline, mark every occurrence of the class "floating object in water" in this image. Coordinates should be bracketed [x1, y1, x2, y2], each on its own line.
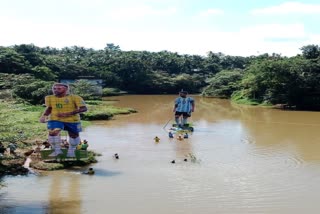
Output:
[177, 135, 184, 141]
[171, 160, 175, 164]
[114, 153, 119, 159]
[83, 168, 95, 175]
[154, 136, 160, 142]
[188, 153, 200, 163]
[184, 158, 188, 162]
[168, 132, 174, 138]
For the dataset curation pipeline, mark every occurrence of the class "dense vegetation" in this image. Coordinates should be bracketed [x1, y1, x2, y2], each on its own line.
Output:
[1, 43, 320, 109]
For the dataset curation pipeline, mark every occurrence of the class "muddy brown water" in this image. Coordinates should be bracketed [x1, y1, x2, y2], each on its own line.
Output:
[1, 95, 320, 214]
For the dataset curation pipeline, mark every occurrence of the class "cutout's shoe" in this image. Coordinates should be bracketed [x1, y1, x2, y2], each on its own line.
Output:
[48, 149, 63, 157]
[67, 148, 76, 157]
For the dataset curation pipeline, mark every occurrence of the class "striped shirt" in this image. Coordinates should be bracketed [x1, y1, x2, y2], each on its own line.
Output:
[45, 94, 86, 123]
[175, 97, 194, 113]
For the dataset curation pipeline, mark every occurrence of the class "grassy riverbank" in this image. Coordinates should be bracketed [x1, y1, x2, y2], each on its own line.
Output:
[0, 99, 136, 176]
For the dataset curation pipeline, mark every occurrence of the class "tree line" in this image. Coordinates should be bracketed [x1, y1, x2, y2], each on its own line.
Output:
[1, 43, 320, 109]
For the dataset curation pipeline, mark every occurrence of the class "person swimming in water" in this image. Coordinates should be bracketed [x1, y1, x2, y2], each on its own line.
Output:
[83, 168, 94, 175]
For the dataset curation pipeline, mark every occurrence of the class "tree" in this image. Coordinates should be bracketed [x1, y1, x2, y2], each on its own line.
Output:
[69, 79, 102, 100]
[0, 47, 32, 74]
[202, 69, 243, 98]
[300, 45, 320, 59]
[14, 44, 45, 66]
[13, 80, 53, 104]
[31, 66, 57, 80]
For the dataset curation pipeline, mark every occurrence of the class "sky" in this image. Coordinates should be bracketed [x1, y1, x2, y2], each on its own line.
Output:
[1, 0, 320, 56]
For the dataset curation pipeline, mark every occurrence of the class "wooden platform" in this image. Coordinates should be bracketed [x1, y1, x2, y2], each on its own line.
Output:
[40, 149, 88, 161]
[171, 123, 194, 132]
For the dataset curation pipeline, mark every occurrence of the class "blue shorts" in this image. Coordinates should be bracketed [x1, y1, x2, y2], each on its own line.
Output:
[47, 121, 82, 134]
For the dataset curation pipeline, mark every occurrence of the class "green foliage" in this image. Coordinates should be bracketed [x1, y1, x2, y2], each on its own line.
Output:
[69, 79, 102, 100]
[14, 44, 45, 66]
[147, 71, 175, 93]
[300, 45, 320, 59]
[2, 43, 320, 109]
[0, 74, 45, 105]
[0, 47, 32, 74]
[202, 69, 243, 98]
[172, 73, 205, 93]
[31, 66, 57, 80]
[12, 80, 53, 104]
[102, 87, 127, 96]
[236, 56, 320, 108]
[0, 73, 37, 89]
[0, 89, 12, 100]
[231, 90, 260, 105]
[85, 100, 103, 105]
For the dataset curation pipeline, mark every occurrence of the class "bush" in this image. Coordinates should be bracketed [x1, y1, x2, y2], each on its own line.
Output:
[12, 80, 53, 104]
[0, 89, 13, 100]
[202, 69, 243, 98]
[102, 87, 127, 96]
[69, 80, 102, 100]
[81, 112, 113, 120]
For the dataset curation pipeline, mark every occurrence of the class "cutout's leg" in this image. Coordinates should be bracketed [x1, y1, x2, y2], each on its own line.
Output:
[67, 136, 80, 157]
[175, 116, 180, 127]
[48, 132, 62, 157]
[182, 117, 188, 126]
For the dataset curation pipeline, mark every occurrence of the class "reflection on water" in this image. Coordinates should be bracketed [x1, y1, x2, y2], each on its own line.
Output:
[47, 172, 81, 214]
[1, 95, 320, 214]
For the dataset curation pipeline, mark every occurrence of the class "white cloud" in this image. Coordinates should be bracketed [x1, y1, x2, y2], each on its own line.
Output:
[251, 2, 320, 15]
[0, 15, 311, 57]
[108, 6, 177, 19]
[239, 23, 306, 39]
[198, 8, 224, 17]
[303, 34, 320, 46]
[107, 27, 306, 57]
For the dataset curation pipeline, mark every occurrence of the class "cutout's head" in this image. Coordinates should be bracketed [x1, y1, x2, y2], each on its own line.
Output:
[52, 83, 69, 96]
[179, 90, 188, 97]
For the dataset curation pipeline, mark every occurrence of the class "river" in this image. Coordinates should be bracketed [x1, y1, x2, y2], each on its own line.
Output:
[1, 95, 320, 214]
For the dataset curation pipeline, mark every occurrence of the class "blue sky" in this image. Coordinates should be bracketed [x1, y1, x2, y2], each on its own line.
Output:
[1, 0, 320, 56]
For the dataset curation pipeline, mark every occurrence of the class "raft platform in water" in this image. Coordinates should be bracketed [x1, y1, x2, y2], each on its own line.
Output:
[170, 123, 194, 132]
[40, 149, 88, 161]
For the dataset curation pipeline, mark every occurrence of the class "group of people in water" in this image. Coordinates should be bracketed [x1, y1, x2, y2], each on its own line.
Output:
[154, 131, 189, 143]
[168, 132, 189, 140]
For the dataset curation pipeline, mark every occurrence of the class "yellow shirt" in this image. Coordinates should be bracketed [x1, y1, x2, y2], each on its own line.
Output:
[45, 94, 86, 123]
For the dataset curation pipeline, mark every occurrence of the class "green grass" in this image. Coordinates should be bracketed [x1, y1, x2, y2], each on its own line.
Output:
[0, 101, 47, 143]
[83, 101, 137, 120]
[231, 91, 260, 105]
[0, 99, 136, 144]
